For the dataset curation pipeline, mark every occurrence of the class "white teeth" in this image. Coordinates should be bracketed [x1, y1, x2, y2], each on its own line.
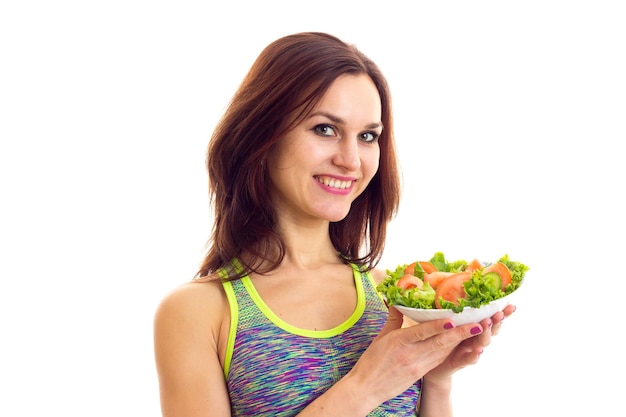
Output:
[316, 176, 352, 189]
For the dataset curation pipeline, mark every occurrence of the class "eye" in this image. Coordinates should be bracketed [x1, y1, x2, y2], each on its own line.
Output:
[359, 131, 380, 143]
[313, 124, 337, 137]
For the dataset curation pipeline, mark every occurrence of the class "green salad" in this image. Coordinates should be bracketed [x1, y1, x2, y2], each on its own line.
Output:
[377, 252, 529, 313]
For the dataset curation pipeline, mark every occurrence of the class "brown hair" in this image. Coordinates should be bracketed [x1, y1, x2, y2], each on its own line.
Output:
[196, 32, 400, 280]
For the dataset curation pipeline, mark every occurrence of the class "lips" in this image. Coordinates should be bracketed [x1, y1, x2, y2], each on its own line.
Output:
[314, 175, 354, 190]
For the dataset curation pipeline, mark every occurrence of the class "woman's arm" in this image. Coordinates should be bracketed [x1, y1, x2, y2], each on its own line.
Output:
[154, 281, 232, 417]
[297, 307, 486, 416]
[416, 376, 453, 416]
[417, 305, 516, 417]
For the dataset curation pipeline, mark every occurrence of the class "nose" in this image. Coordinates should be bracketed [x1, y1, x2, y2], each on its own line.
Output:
[332, 137, 361, 171]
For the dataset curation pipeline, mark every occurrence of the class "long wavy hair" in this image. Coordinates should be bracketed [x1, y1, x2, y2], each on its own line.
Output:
[196, 32, 401, 280]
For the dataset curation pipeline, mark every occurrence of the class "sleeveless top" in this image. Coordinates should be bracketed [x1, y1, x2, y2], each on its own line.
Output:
[221, 262, 421, 416]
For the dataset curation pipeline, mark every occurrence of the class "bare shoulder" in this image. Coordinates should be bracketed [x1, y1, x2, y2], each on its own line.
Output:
[154, 277, 227, 338]
[154, 277, 232, 416]
[153, 276, 231, 360]
[156, 277, 226, 309]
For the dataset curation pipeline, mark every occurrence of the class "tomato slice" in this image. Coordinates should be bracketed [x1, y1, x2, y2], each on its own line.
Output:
[396, 274, 424, 290]
[435, 271, 472, 308]
[482, 262, 512, 289]
[419, 261, 438, 274]
[405, 261, 437, 278]
[405, 262, 418, 275]
[424, 271, 454, 290]
[466, 258, 483, 272]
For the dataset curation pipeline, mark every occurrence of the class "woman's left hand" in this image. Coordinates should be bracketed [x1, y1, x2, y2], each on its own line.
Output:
[423, 304, 516, 382]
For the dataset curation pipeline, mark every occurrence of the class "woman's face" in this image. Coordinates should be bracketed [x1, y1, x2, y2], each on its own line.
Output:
[267, 73, 382, 224]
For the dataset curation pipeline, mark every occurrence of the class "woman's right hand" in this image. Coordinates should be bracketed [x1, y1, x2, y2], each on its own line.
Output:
[346, 306, 483, 407]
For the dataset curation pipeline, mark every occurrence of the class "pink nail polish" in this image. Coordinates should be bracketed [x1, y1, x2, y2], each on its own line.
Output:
[470, 326, 482, 335]
[443, 321, 454, 329]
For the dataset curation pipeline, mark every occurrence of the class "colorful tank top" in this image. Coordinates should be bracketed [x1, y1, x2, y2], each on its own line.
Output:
[221, 263, 421, 416]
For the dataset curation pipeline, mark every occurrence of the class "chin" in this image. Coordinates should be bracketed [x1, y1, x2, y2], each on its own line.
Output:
[312, 202, 353, 223]
[325, 210, 351, 223]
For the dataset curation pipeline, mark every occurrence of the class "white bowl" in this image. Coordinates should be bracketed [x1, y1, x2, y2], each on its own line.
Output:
[393, 288, 519, 326]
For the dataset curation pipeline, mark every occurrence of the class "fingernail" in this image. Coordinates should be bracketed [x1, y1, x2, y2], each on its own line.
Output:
[470, 326, 482, 335]
[443, 321, 455, 329]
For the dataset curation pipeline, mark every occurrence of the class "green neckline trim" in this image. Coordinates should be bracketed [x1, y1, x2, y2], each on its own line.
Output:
[241, 265, 366, 338]
[220, 271, 238, 379]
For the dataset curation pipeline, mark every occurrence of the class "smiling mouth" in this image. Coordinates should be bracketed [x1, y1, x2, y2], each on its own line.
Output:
[314, 176, 354, 190]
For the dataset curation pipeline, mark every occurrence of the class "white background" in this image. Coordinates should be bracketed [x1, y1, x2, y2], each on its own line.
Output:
[1, 1, 625, 416]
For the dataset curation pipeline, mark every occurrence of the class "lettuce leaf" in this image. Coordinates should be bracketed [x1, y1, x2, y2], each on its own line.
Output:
[376, 264, 436, 309]
[428, 251, 469, 272]
[498, 254, 529, 294]
[377, 252, 529, 312]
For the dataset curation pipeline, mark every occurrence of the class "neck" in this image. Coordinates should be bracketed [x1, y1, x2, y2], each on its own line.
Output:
[276, 218, 340, 270]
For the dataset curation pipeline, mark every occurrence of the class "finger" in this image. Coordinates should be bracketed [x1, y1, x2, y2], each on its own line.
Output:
[453, 345, 484, 366]
[491, 317, 507, 336]
[408, 321, 487, 358]
[397, 317, 458, 345]
[489, 305, 515, 325]
[437, 323, 488, 360]
[490, 311, 505, 323]
[502, 304, 516, 318]
[474, 318, 493, 348]
[490, 305, 515, 336]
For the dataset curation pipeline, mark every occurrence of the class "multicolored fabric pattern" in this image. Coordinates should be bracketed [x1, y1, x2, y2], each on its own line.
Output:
[222, 265, 421, 416]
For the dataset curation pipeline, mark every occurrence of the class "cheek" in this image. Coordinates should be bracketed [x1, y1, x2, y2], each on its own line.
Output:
[362, 148, 381, 180]
[270, 136, 314, 170]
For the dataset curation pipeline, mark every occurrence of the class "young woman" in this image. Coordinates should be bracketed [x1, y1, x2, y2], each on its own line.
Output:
[154, 31, 515, 417]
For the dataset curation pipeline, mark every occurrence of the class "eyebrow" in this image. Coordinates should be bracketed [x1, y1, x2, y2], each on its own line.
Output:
[309, 111, 383, 130]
